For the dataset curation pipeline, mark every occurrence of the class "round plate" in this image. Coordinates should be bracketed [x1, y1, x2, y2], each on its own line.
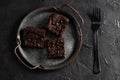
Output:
[14, 5, 83, 70]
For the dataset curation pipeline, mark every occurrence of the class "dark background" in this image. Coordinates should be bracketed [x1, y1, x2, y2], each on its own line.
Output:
[1, 0, 120, 80]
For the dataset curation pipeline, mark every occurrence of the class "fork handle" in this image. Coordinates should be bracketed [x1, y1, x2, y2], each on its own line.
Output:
[93, 31, 100, 74]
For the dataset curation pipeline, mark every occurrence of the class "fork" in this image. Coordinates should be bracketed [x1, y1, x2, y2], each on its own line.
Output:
[91, 8, 101, 74]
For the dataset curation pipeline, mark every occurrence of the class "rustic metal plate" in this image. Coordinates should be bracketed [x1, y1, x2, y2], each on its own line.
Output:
[14, 5, 83, 70]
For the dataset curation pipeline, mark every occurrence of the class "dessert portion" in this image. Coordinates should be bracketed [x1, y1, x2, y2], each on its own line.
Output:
[21, 13, 69, 59]
[23, 27, 46, 48]
[47, 38, 65, 58]
[45, 13, 69, 36]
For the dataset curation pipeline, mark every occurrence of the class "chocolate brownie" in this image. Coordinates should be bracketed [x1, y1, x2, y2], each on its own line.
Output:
[47, 38, 65, 58]
[46, 13, 69, 36]
[23, 27, 46, 48]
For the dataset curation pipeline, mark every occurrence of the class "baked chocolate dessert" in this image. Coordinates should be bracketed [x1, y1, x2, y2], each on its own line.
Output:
[46, 13, 69, 36]
[23, 27, 46, 48]
[47, 38, 65, 58]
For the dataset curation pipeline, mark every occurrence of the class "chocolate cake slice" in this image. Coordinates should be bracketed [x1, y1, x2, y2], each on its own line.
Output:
[47, 38, 65, 58]
[23, 27, 46, 48]
[46, 13, 69, 36]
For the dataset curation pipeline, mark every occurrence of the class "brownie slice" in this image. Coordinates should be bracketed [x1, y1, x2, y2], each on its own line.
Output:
[46, 13, 69, 36]
[23, 27, 46, 48]
[47, 38, 65, 58]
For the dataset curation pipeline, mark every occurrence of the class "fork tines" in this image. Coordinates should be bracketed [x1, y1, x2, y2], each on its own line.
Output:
[92, 8, 101, 22]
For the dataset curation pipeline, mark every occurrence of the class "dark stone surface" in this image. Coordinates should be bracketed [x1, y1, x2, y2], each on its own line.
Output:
[0, 0, 120, 80]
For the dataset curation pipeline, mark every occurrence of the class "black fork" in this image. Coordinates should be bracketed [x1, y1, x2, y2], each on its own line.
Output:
[91, 8, 101, 74]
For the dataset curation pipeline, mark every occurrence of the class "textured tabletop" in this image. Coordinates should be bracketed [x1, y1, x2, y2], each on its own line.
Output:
[0, 0, 120, 80]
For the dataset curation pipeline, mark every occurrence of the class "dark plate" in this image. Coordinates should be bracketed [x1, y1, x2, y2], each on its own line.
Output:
[14, 4, 84, 70]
